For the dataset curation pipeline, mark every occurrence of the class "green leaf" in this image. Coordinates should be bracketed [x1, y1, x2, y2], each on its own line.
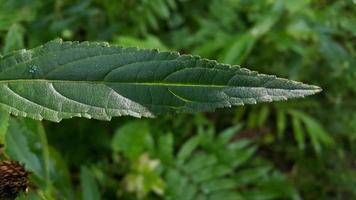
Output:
[3, 23, 24, 54]
[192, 164, 231, 183]
[5, 118, 45, 179]
[111, 121, 151, 160]
[157, 133, 174, 165]
[0, 39, 321, 122]
[292, 116, 305, 150]
[208, 191, 244, 200]
[242, 172, 301, 200]
[257, 106, 270, 126]
[276, 109, 286, 139]
[48, 147, 75, 199]
[234, 166, 272, 186]
[289, 110, 333, 154]
[5, 117, 73, 198]
[201, 178, 237, 194]
[176, 135, 200, 165]
[183, 153, 217, 174]
[165, 126, 299, 200]
[16, 191, 42, 200]
[218, 124, 243, 143]
[220, 33, 256, 64]
[114, 35, 169, 51]
[0, 108, 9, 144]
[80, 166, 101, 200]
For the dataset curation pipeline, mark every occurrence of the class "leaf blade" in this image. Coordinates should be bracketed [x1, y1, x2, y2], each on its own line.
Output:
[0, 39, 321, 122]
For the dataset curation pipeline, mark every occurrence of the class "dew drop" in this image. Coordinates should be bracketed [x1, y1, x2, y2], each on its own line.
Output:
[29, 65, 38, 74]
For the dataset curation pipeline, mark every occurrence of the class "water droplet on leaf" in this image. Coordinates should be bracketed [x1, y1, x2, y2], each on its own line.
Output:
[29, 65, 38, 74]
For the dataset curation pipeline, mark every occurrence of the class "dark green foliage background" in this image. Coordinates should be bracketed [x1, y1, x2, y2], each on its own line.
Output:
[0, 0, 355, 199]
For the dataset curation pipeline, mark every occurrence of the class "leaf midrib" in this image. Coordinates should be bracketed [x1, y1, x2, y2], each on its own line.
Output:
[0, 79, 320, 91]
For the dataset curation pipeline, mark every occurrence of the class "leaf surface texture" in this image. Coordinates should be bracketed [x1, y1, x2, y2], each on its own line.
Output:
[0, 39, 320, 122]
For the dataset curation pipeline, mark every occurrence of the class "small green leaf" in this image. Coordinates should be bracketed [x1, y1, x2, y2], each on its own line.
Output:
[208, 191, 244, 200]
[112, 121, 151, 160]
[257, 106, 270, 126]
[201, 178, 237, 194]
[289, 110, 333, 154]
[80, 166, 101, 200]
[0, 108, 9, 144]
[220, 33, 256, 64]
[3, 23, 24, 54]
[218, 124, 243, 143]
[158, 133, 174, 165]
[183, 153, 217, 173]
[176, 135, 200, 165]
[16, 191, 42, 200]
[234, 166, 272, 186]
[114, 35, 169, 51]
[48, 147, 75, 199]
[192, 164, 231, 183]
[5, 118, 44, 179]
[276, 109, 286, 138]
[292, 116, 305, 150]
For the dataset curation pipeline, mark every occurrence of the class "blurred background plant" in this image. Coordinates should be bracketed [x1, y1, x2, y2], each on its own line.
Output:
[0, 0, 355, 199]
